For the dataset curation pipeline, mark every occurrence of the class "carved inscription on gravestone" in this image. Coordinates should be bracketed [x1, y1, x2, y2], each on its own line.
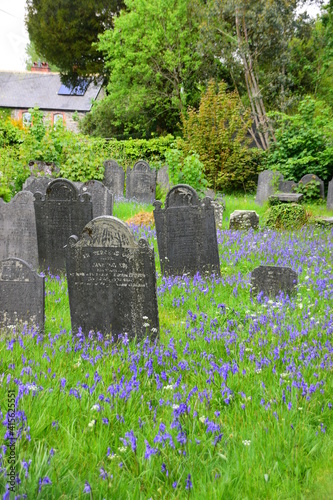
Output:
[153, 184, 220, 276]
[126, 160, 156, 204]
[250, 265, 298, 298]
[0, 258, 45, 330]
[0, 191, 38, 269]
[34, 179, 92, 273]
[103, 160, 125, 198]
[66, 216, 159, 339]
[79, 180, 113, 218]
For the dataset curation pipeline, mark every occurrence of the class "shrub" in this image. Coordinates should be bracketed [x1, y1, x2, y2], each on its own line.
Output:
[179, 80, 261, 193]
[265, 203, 308, 229]
[295, 179, 323, 204]
[164, 149, 208, 195]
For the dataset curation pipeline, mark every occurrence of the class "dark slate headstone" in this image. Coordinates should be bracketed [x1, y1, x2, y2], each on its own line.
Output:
[66, 216, 159, 340]
[34, 179, 93, 273]
[299, 174, 325, 199]
[250, 265, 298, 298]
[79, 180, 113, 218]
[0, 258, 44, 330]
[256, 170, 283, 205]
[103, 160, 125, 198]
[126, 161, 156, 203]
[229, 210, 259, 230]
[29, 160, 60, 176]
[23, 175, 53, 195]
[157, 165, 170, 191]
[0, 191, 38, 269]
[327, 178, 333, 210]
[278, 180, 297, 193]
[153, 184, 220, 276]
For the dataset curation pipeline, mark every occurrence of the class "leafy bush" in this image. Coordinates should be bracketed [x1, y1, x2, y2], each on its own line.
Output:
[178, 80, 261, 193]
[264, 97, 333, 182]
[164, 149, 208, 195]
[265, 203, 308, 229]
[295, 180, 323, 204]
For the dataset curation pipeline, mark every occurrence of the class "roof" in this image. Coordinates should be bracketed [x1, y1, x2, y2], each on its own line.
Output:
[0, 71, 102, 112]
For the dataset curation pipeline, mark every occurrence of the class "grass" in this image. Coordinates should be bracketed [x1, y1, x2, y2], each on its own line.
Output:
[1, 199, 333, 499]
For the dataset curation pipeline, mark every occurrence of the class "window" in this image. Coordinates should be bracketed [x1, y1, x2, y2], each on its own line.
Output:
[58, 78, 89, 96]
[22, 112, 31, 126]
[53, 113, 64, 126]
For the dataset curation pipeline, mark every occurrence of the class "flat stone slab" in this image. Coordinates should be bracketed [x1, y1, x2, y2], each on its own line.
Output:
[269, 193, 303, 203]
[229, 210, 259, 230]
[0, 258, 45, 331]
[314, 217, 333, 226]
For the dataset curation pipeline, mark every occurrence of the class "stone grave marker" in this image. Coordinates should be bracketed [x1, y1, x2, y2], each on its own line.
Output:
[126, 160, 156, 203]
[299, 174, 325, 199]
[103, 160, 125, 198]
[157, 165, 170, 191]
[29, 160, 60, 176]
[0, 191, 38, 269]
[250, 265, 298, 298]
[66, 216, 159, 340]
[327, 178, 333, 210]
[79, 180, 113, 218]
[278, 179, 297, 193]
[153, 184, 220, 276]
[23, 175, 53, 195]
[0, 258, 45, 330]
[34, 178, 92, 273]
[229, 210, 259, 230]
[255, 170, 283, 205]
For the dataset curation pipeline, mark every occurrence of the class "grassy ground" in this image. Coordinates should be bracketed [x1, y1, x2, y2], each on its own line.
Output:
[1, 199, 333, 499]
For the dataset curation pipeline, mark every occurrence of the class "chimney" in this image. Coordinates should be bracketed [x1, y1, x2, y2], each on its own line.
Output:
[31, 61, 51, 72]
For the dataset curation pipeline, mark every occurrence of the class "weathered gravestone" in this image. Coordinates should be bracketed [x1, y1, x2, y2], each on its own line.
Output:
[103, 160, 125, 198]
[66, 216, 159, 340]
[250, 265, 298, 298]
[23, 175, 53, 195]
[153, 184, 220, 276]
[278, 179, 297, 193]
[255, 170, 283, 205]
[229, 210, 259, 230]
[29, 160, 60, 176]
[34, 179, 92, 273]
[299, 174, 325, 199]
[157, 165, 170, 191]
[327, 178, 333, 210]
[126, 161, 156, 203]
[0, 191, 38, 269]
[0, 258, 44, 330]
[79, 180, 113, 218]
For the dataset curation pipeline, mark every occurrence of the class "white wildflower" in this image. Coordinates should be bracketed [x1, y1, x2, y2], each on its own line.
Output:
[143, 322, 150, 328]
[163, 385, 174, 391]
[91, 404, 100, 411]
[242, 440, 251, 446]
[142, 316, 148, 320]
[118, 446, 127, 452]
[199, 416, 206, 423]
[88, 419, 96, 428]
[172, 404, 179, 410]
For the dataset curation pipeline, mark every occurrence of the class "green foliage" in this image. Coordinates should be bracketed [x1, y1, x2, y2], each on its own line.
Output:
[295, 179, 323, 204]
[165, 148, 208, 194]
[179, 80, 261, 193]
[264, 97, 333, 182]
[265, 203, 308, 229]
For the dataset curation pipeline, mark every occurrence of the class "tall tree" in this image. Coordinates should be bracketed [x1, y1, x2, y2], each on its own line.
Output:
[25, 0, 124, 85]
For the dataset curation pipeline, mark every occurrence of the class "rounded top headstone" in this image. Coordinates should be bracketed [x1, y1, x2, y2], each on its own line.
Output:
[165, 184, 199, 208]
[70, 216, 137, 248]
[132, 160, 151, 172]
[46, 178, 79, 200]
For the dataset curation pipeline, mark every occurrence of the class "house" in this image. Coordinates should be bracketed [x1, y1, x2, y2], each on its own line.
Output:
[0, 63, 103, 132]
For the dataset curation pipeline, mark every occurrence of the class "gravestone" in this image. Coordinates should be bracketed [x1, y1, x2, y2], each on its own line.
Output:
[256, 170, 283, 205]
[299, 174, 325, 199]
[66, 216, 159, 340]
[0, 258, 44, 330]
[211, 201, 224, 230]
[250, 265, 298, 298]
[126, 161, 156, 203]
[269, 193, 303, 203]
[34, 179, 92, 273]
[153, 184, 220, 276]
[278, 180, 297, 193]
[29, 160, 60, 176]
[327, 178, 333, 210]
[229, 210, 259, 230]
[23, 175, 53, 195]
[103, 160, 125, 198]
[79, 180, 113, 218]
[0, 191, 38, 269]
[157, 165, 170, 191]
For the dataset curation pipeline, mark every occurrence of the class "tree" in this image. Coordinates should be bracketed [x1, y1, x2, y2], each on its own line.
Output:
[25, 41, 59, 71]
[25, 0, 124, 85]
[97, 0, 205, 135]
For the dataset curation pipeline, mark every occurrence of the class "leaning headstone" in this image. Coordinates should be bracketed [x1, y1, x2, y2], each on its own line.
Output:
[66, 216, 159, 340]
[29, 160, 60, 176]
[298, 174, 325, 199]
[229, 210, 259, 230]
[126, 160, 156, 204]
[255, 170, 283, 205]
[34, 179, 92, 273]
[103, 160, 125, 198]
[0, 258, 44, 331]
[153, 184, 220, 276]
[79, 180, 113, 218]
[157, 165, 170, 191]
[250, 265, 298, 298]
[23, 175, 53, 195]
[0, 191, 38, 269]
[327, 178, 333, 210]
